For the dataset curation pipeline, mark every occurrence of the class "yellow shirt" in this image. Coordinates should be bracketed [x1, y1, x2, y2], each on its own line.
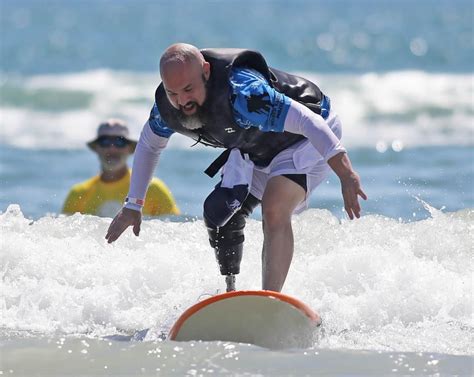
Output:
[62, 170, 180, 217]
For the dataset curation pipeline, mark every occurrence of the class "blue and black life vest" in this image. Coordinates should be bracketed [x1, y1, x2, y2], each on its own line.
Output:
[154, 48, 326, 170]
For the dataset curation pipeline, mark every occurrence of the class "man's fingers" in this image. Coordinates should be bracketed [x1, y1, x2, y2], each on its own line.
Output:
[343, 189, 363, 220]
[105, 217, 129, 243]
[358, 188, 368, 201]
[105, 219, 117, 240]
[348, 211, 354, 220]
[352, 203, 361, 218]
[133, 221, 141, 236]
[106, 232, 118, 244]
[344, 195, 354, 220]
[352, 193, 361, 217]
[345, 205, 354, 220]
[106, 225, 124, 244]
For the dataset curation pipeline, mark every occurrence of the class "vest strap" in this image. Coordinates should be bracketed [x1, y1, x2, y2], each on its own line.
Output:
[204, 149, 232, 177]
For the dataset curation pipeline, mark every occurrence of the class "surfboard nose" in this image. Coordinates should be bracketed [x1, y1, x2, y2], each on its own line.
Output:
[169, 290, 321, 349]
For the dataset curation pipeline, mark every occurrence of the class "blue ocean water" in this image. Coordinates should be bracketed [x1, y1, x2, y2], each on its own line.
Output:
[0, 1, 473, 375]
[1, 0, 473, 74]
[1, 144, 472, 221]
[1, 0, 472, 220]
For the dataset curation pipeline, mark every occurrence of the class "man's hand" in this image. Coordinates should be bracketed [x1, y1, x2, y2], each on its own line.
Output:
[328, 152, 367, 220]
[105, 207, 142, 243]
[339, 171, 367, 219]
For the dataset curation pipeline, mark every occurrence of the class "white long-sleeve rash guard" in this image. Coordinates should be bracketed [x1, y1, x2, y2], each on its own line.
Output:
[125, 121, 169, 211]
[124, 100, 345, 212]
[284, 99, 345, 161]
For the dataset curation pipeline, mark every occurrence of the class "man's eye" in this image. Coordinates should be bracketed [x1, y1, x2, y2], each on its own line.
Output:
[185, 88, 192, 92]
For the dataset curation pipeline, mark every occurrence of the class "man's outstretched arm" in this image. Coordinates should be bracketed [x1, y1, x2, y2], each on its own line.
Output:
[105, 120, 169, 243]
[283, 100, 367, 219]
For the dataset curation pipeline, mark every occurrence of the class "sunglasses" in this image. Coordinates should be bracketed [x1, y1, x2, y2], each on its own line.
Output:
[96, 136, 130, 148]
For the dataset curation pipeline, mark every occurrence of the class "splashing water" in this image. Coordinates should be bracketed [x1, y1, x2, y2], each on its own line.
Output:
[1, 204, 472, 356]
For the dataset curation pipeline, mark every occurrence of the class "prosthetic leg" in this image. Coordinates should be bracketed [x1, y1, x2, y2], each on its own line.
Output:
[204, 194, 260, 291]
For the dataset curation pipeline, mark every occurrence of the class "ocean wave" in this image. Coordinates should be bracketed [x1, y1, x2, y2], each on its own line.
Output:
[1, 69, 473, 150]
[0, 204, 472, 354]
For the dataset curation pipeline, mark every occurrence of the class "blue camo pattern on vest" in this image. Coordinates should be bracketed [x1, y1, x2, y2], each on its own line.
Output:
[148, 102, 175, 138]
[229, 68, 291, 133]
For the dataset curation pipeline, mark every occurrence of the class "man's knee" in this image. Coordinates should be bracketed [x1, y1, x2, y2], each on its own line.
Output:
[204, 192, 260, 231]
[262, 205, 291, 231]
[203, 194, 260, 275]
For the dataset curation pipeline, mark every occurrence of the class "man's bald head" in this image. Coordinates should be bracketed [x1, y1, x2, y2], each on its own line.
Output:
[159, 43, 211, 121]
[159, 43, 205, 76]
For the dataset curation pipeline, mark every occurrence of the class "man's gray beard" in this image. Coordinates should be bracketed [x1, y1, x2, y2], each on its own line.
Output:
[178, 112, 203, 130]
[179, 113, 204, 130]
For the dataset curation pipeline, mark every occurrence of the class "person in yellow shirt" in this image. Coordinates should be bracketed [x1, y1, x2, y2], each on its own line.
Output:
[63, 119, 179, 217]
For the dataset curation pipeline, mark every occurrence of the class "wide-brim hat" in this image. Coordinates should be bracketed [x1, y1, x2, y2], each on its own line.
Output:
[87, 118, 137, 152]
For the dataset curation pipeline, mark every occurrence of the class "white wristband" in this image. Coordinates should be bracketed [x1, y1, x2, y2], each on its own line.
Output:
[125, 197, 145, 207]
[124, 202, 143, 212]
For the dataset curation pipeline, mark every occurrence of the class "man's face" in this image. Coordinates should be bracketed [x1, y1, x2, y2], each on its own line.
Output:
[162, 59, 210, 117]
[93, 136, 133, 172]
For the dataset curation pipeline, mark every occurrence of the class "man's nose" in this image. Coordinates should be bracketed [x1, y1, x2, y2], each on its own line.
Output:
[178, 93, 190, 106]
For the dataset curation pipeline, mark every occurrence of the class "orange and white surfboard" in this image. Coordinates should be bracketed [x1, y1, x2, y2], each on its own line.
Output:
[169, 290, 321, 349]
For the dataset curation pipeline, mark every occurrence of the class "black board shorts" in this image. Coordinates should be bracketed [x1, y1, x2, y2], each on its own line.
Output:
[282, 174, 307, 192]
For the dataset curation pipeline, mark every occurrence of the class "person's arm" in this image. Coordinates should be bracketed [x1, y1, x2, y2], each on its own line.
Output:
[283, 100, 345, 161]
[284, 100, 367, 219]
[230, 68, 366, 219]
[124, 122, 169, 211]
[106, 104, 174, 243]
[231, 68, 344, 160]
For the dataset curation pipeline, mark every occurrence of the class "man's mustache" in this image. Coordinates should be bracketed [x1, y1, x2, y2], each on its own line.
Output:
[180, 101, 198, 112]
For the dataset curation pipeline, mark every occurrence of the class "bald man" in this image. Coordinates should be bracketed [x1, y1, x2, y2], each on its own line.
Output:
[106, 43, 366, 292]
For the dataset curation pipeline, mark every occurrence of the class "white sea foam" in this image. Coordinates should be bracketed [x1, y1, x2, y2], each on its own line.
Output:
[305, 70, 474, 148]
[1, 70, 472, 149]
[1, 204, 472, 354]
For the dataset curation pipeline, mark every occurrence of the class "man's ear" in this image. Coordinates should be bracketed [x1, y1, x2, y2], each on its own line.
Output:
[203, 61, 211, 80]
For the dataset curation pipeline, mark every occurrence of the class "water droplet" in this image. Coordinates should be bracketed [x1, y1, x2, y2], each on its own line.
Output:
[376, 141, 388, 153]
[392, 140, 404, 152]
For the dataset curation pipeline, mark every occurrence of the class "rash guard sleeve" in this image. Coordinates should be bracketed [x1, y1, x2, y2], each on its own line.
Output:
[283, 100, 346, 161]
[124, 120, 169, 211]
